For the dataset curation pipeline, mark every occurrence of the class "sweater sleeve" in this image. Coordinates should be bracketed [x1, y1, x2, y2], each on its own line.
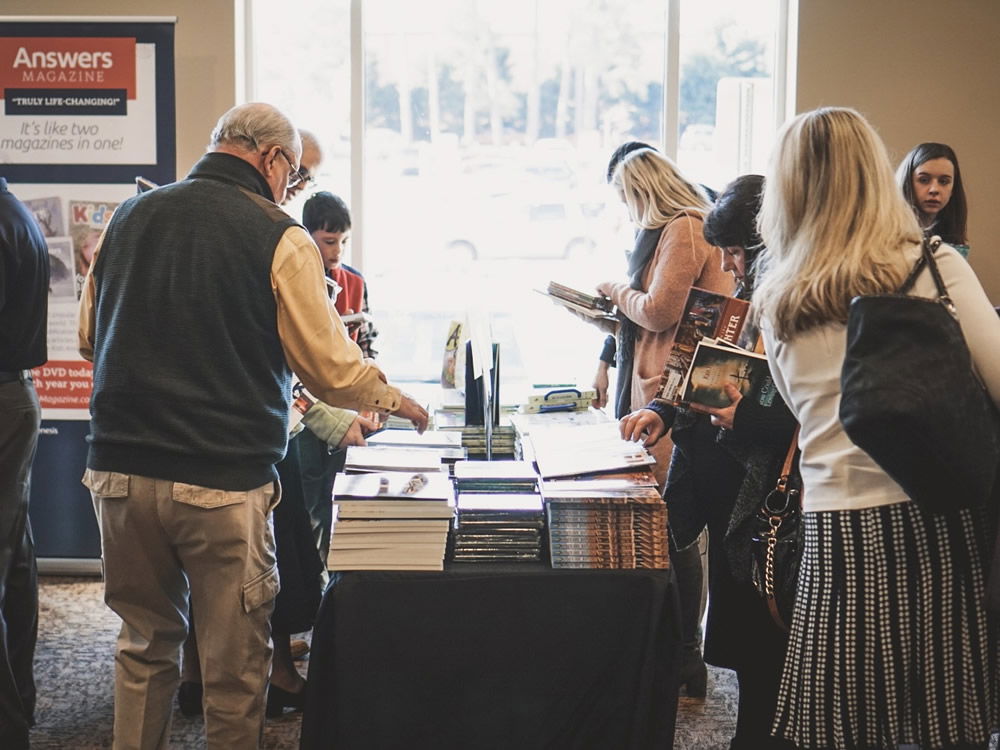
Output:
[936, 247, 1000, 408]
[603, 214, 715, 333]
[272, 227, 401, 413]
[644, 398, 678, 431]
[599, 334, 616, 366]
[301, 402, 358, 447]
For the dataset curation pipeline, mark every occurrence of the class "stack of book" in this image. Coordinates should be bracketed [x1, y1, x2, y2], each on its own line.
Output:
[452, 460, 539, 494]
[541, 477, 668, 569]
[451, 493, 545, 562]
[458, 424, 518, 459]
[344, 445, 466, 474]
[539, 281, 617, 320]
[327, 470, 455, 571]
[366, 429, 463, 450]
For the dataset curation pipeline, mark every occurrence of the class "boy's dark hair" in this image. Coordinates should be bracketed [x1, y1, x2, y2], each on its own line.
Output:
[303, 191, 351, 234]
[703, 174, 765, 262]
[606, 141, 656, 183]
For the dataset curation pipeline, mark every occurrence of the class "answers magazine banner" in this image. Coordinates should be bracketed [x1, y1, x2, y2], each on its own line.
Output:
[0, 17, 176, 418]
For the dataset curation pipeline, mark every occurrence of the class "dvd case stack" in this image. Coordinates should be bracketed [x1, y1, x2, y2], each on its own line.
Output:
[451, 493, 545, 562]
[452, 460, 539, 494]
[327, 470, 455, 571]
[541, 479, 669, 569]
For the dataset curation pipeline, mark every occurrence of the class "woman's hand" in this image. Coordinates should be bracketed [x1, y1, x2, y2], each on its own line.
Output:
[592, 361, 610, 409]
[687, 383, 742, 430]
[619, 408, 667, 447]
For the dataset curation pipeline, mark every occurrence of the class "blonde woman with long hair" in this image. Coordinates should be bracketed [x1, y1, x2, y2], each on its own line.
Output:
[582, 148, 731, 696]
[755, 106, 1000, 749]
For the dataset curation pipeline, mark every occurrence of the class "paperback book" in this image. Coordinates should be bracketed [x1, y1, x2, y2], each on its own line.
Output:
[656, 287, 750, 403]
[678, 339, 775, 409]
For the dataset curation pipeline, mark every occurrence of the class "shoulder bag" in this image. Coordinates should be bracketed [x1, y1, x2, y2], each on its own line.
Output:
[840, 237, 1000, 513]
[750, 428, 801, 632]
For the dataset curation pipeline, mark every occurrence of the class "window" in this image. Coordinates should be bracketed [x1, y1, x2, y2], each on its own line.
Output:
[249, 0, 790, 385]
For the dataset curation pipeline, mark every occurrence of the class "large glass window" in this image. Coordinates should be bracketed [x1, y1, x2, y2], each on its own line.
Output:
[250, 0, 785, 386]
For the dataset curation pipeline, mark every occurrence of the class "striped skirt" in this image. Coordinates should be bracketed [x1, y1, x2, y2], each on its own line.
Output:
[772, 501, 998, 749]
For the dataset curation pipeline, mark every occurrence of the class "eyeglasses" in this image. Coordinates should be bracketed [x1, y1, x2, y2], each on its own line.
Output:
[297, 165, 316, 186]
[276, 148, 306, 189]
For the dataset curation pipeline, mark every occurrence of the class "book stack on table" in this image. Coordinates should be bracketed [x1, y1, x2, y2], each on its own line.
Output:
[327, 470, 455, 571]
[344, 445, 467, 476]
[540, 475, 669, 569]
[451, 493, 545, 563]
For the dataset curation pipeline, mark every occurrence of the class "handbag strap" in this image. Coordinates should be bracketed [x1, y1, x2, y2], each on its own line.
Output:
[773, 426, 800, 495]
[897, 236, 950, 307]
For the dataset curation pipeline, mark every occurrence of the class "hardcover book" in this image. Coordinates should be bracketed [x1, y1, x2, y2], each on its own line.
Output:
[537, 281, 617, 320]
[656, 287, 751, 403]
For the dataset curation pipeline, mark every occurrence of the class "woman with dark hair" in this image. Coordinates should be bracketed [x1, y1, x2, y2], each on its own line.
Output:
[897, 142, 970, 256]
[619, 174, 797, 750]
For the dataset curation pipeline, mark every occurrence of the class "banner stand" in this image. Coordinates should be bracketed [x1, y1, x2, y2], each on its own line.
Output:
[1, 16, 177, 573]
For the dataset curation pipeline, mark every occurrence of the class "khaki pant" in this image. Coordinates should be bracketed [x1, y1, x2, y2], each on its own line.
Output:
[85, 470, 280, 750]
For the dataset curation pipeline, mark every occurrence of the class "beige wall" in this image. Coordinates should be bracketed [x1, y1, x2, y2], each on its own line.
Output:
[3, 1, 238, 178]
[796, 0, 1000, 301]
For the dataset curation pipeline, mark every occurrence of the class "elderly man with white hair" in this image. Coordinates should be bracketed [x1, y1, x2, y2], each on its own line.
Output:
[78, 102, 427, 749]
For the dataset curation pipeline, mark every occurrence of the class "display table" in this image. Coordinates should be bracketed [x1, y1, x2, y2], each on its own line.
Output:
[300, 563, 681, 750]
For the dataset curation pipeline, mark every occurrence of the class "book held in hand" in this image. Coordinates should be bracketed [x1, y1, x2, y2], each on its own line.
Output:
[656, 287, 751, 403]
[537, 281, 617, 321]
[678, 339, 775, 409]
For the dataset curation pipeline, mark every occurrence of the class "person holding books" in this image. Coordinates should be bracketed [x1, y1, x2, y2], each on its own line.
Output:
[897, 142, 970, 257]
[753, 107, 999, 750]
[575, 147, 731, 698]
[619, 174, 797, 750]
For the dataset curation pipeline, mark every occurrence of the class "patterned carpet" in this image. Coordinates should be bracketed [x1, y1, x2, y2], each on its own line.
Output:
[30, 576, 738, 749]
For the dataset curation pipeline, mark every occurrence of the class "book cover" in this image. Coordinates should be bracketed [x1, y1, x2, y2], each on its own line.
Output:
[678, 339, 774, 409]
[334, 470, 455, 502]
[69, 200, 118, 298]
[656, 287, 751, 402]
[24, 196, 65, 238]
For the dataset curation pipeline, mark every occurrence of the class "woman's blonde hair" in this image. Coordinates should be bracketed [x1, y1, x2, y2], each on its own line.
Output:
[612, 149, 710, 229]
[753, 107, 923, 340]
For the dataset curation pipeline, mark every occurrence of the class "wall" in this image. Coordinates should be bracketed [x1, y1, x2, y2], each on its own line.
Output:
[795, 0, 1000, 301]
[2, 0, 238, 178]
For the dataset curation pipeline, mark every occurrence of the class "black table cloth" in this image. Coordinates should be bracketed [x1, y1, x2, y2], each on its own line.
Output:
[300, 563, 681, 750]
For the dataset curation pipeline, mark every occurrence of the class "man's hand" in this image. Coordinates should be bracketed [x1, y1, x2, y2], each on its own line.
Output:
[592, 361, 610, 409]
[619, 408, 667, 447]
[687, 383, 742, 430]
[336, 414, 380, 449]
[393, 393, 429, 434]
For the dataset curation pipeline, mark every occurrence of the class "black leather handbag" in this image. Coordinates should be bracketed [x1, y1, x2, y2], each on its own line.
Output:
[840, 237, 1000, 513]
[750, 430, 801, 632]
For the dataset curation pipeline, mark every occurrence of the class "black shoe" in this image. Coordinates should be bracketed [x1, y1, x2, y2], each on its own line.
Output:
[678, 648, 708, 699]
[266, 683, 306, 718]
[177, 681, 203, 718]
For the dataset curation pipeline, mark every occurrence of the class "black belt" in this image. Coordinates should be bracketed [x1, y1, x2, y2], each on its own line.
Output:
[0, 369, 30, 383]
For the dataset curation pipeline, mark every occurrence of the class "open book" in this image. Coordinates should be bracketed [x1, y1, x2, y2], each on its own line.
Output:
[656, 287, 751, 402]
[678, 338, 775, 408]
[537, 281, 617, 321]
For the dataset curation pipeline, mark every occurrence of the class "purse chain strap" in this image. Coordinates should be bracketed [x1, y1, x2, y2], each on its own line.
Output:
[761, 426, 801, 632]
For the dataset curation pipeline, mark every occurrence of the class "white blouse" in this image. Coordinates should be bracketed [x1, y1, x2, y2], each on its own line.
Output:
[762, 244, 1000, 513]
